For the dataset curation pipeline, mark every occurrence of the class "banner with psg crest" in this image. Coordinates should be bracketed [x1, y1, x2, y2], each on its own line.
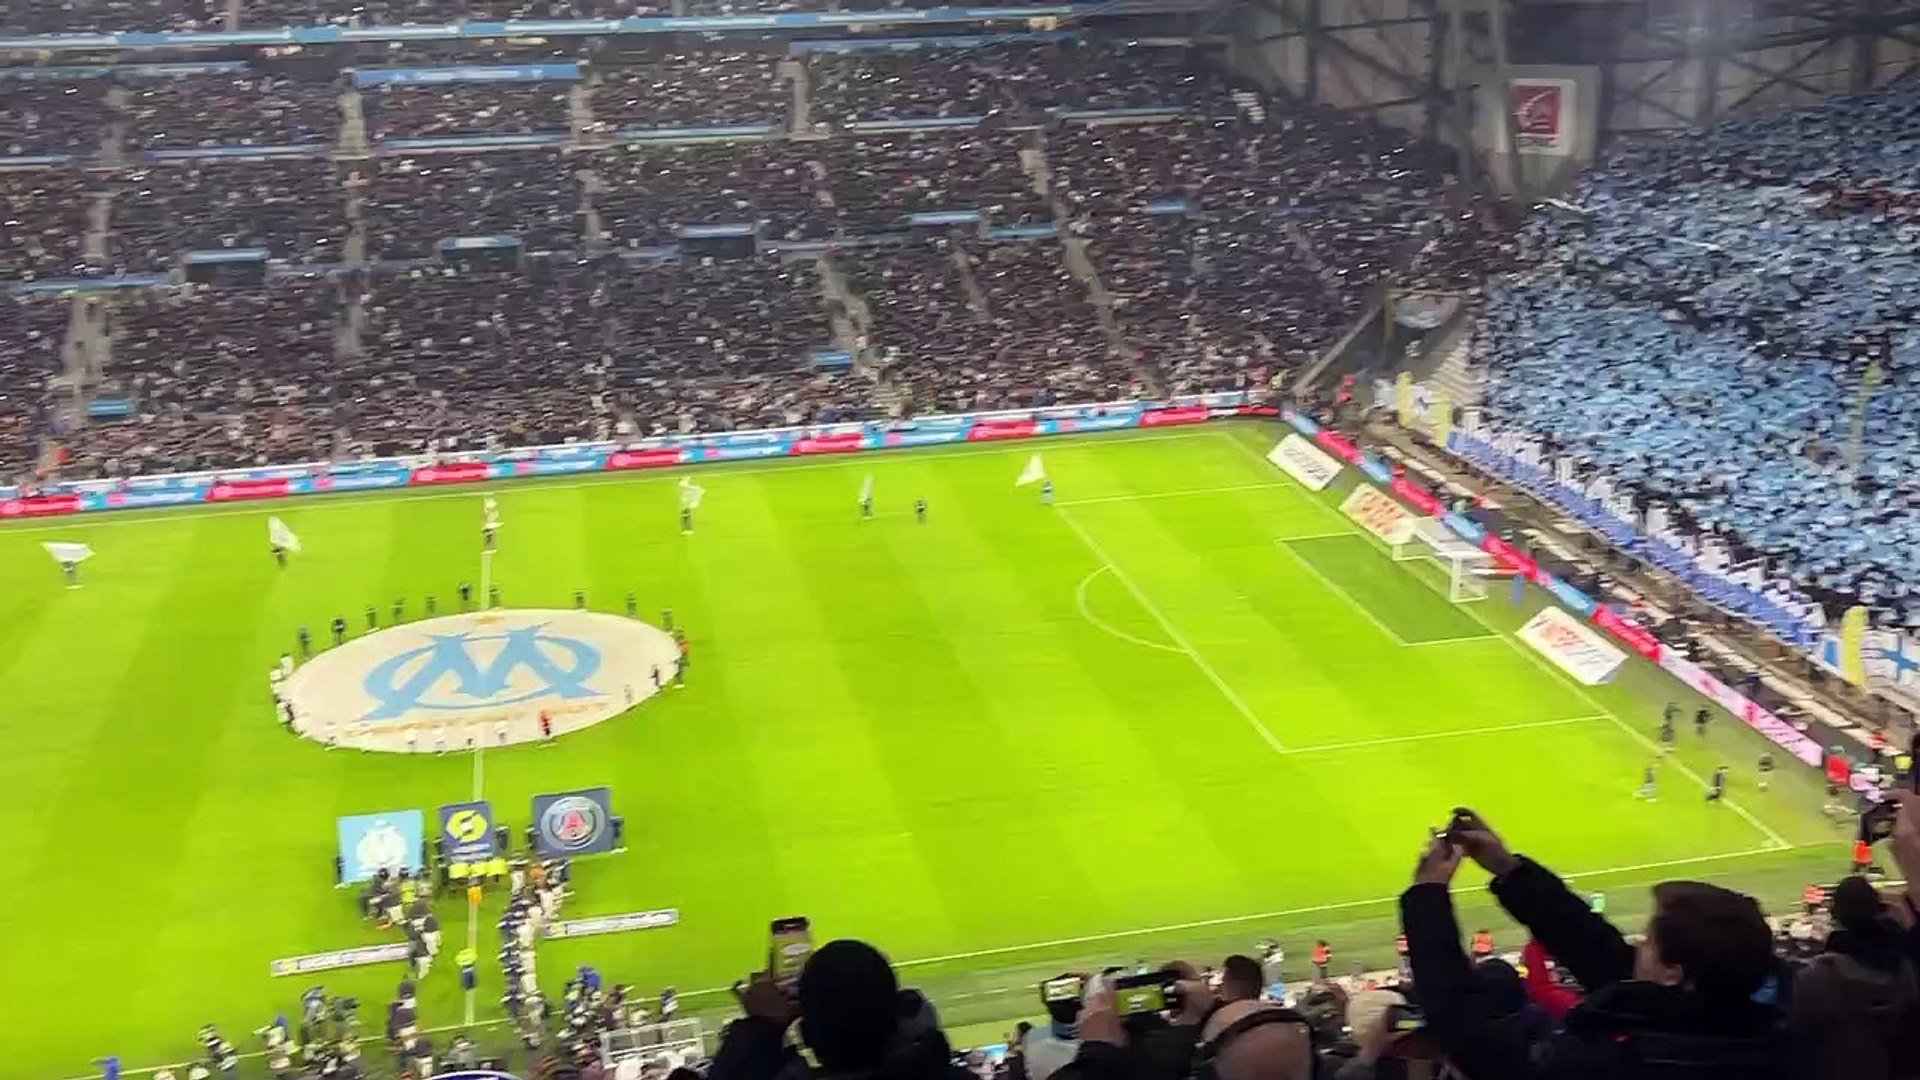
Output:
[531, 787, 616, 856]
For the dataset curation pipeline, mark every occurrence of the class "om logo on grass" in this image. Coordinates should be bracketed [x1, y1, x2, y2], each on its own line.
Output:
[361, 625, 603, 719]
[282, 610, 682, 753]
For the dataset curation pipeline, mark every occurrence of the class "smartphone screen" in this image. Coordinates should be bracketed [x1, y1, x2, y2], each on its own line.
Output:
[1041, 976, 1084, 1004]
[770, 917, 812, 983]
[1113, 972, 1174, 1016]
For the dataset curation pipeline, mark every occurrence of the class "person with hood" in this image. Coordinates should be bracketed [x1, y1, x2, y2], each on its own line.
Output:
[1401, 807, 1786, 1079]
[709, 939, 973, 1080]
[1787, 875, 1920, 1080]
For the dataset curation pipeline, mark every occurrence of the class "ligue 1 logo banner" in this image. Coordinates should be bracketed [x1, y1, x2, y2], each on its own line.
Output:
[438, 800, 499, 864]
[531, 787, 615, 857]
[336, 809, 426, 883]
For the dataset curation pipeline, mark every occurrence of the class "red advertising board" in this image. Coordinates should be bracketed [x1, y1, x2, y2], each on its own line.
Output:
[207, 477, 293, 501]
[0, 493, 83, 518]
[1592, 606, 1662, 660]
[1138, 406, 1210, 427]
[966, 419, 1038, 441]
[410, 463, 493, 486]
[1389, 475, 1443, 516]
[1314, 430, 1361, 463]
[791, 432, 867, 455]
[605, 448, 685, 471]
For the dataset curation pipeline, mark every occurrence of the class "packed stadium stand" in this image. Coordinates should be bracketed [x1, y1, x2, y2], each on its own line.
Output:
[0, 38, 1508, 487]
[1471, 82, 1920, 634]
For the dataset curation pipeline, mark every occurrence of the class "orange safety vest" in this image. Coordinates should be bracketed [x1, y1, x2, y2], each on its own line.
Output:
[1312, 944, 1331, 966]
[1472, 932, 1495, 956]
[1804, 885, 1826, 907]
[1854, 840, 1873, 865]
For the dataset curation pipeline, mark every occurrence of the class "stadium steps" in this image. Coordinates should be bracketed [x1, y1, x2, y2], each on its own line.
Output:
[569, 83, 593, 143]
[338, 88, 369, 156]
[221, 0, 240, 30]
[817, 256, 873, 341]
[99, 86, 130, 167]
[83, 190, 111, 266]
[1426, 327, 1484, 407]
[950, 246, 992, 316]
[342, 165, 368, 265]
[577, 166, 610, 250]
[781, 59, 810, 135]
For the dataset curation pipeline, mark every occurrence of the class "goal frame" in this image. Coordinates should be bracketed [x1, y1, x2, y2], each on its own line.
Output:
[1392, 521, 1497, 603]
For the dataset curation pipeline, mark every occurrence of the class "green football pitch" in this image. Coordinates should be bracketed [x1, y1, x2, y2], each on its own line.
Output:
[0, 421, 1847, 1078]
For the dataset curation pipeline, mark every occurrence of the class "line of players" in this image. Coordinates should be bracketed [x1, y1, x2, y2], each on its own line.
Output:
[1635, 701, 1910, 814]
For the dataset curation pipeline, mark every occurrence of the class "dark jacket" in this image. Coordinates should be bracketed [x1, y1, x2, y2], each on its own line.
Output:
[1048, 1023, 1200, 1080]
[709, 991, 973, 1080]
[1401, 857, 1788, 1080]
[1788, 927, 1920, 1080]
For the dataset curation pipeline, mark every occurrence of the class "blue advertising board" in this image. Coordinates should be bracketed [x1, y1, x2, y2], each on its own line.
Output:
[530, 787, 616, 856]
[336, 809, 426, 883]
[437, 800, 499, 864]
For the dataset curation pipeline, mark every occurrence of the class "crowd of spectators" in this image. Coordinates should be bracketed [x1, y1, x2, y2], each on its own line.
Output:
[810, 39, 1233, 125]
[1477, 81, 1920, 631]
[0, 34, 1513, 478]
[847, 239, 1134, 413]
[0, 297, 68, 482]
[361, 152, 583, 258]
[0, 0, 221, 34]
[813, 129, 1049, 232]
[0, 81, 112, 157]
[589, 143, 827, 248]
[125, 72, 340, 150]
[0, 168, 94, 281]
[588, 55, 787, 134]
[702, 798, 1920, 1080]
[110, 159, 349, 270]
[367, 81, 573, 142]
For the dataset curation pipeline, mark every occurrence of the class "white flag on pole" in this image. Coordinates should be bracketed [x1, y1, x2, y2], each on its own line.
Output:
[42, 541, 94, 564]
[267, 516, 302, 554]
[1015, 453, 1046, 487]
[482, 496, 501, 530]
[858, 474, 874, 504]
[679, 477, 706, 510]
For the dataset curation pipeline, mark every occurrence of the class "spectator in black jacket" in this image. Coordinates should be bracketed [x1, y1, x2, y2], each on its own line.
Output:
[708, 939, 973, 1080]
[1787, 874, 1920, 1080]
[1401, 807, 1787, 1080]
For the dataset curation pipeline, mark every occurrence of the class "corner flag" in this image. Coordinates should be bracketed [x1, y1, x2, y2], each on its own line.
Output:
[268, 516, 302, 554]
[679, 477, 706, 510]
[482, 497, 501, 530]
[858, 474, 874, 504]
[1015, 453, 1046, 487]
[42, 541, 93, 564]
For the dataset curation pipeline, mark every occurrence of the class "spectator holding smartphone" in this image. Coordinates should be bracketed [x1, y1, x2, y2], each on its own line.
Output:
[1402, 807, 1786, 1079]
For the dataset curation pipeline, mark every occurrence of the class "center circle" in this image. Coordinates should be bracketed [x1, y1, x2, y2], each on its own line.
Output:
[282, 609, 681, 752]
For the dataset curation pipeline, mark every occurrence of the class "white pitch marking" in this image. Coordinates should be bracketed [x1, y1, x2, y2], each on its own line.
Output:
[1055, 506, 1288, 754]
[1283, 715, 1608, 755]
[1074, 566, 1184, 654]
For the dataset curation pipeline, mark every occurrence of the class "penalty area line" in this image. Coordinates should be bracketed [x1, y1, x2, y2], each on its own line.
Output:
[1054, 507, 1288, 754]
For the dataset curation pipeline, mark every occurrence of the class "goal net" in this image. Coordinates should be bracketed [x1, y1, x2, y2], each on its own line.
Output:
[1393, 519, 1498, 603]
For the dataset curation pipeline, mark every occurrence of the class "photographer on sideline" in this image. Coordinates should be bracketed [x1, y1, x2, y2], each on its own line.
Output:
[1401, 808, 1784, 1079]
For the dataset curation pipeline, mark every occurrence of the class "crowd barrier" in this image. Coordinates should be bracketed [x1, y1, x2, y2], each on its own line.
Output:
[0, 395, 1262, 515]
[1279, 411, 1877, 783]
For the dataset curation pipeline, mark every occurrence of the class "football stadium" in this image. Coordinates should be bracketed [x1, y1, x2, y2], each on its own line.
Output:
[2, 1, 1920, 1079]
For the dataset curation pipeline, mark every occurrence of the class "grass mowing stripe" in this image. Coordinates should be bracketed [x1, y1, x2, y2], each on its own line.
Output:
[1284, 715, 1608, 755]
[1053, 506, 1288, 754]
[1272, 536, 1413, 645]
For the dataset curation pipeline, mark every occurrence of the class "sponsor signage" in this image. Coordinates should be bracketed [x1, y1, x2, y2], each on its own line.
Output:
[966, 419, 1038, 441]
[438, 800, 499, 864]
[1511, 78, 1577, 157]
[335, 810, 426, 883]
[269, 942, 411, 977]
[542, 908, 680, 939]
[1339, 484, 1418, 546]
[1517, 607, 1627, 685]
[1139, 406, 1211, 427]
[531, 786, 616, 856]
[1266, 434, 1342, 491]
